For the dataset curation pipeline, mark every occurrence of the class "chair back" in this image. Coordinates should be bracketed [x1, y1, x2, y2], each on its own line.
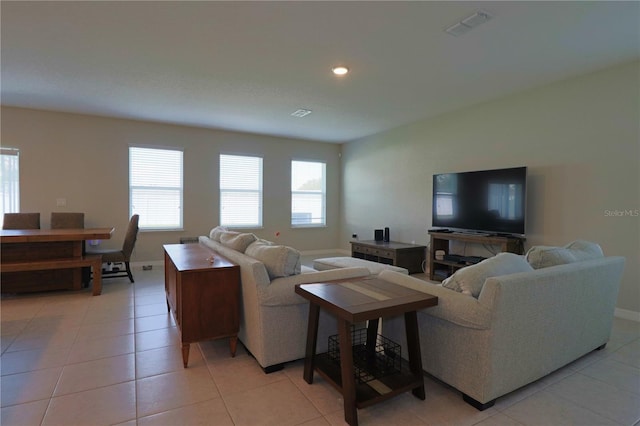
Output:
[122, 214, 140, 260]
[3, 212, 40, 229]
[51, 212, 85, 229]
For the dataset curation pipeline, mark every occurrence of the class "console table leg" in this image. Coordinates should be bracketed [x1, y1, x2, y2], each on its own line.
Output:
[229, 336, 238, 357]
[303, 303, 320, 384]
[182, 343, 190, 368]
[404, 311, 425, 400]
[338, 318, 358, 426]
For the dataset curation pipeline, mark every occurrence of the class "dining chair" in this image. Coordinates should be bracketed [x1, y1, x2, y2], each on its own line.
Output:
[50, 212, 85, 229]
[2, 212, 40, 229]
[87, 214, 139, 283]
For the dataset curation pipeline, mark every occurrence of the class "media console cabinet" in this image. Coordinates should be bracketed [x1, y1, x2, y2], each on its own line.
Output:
[350, 240, 426, 274]
[428, 231, 525, 281]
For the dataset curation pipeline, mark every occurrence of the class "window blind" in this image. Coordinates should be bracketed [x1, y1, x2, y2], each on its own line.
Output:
[0, 148, 20, 228]
[291, 160, 326, 227]
[129, 146, 183, 230]
[220, 154, 263, 227]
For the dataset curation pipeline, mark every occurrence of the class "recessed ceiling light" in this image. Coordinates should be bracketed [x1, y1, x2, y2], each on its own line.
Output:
[332, 66, 349, 76]
[291, 109, 312, 118]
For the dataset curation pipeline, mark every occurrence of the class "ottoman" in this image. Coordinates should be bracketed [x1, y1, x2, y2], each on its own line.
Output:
[313, 257, 409, 275]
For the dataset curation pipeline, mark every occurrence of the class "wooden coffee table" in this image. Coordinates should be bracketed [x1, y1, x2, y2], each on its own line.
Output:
[295, 276, 438, 426]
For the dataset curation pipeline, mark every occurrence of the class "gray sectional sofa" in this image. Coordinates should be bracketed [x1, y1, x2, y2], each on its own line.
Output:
[199, 228, 370, 372]
[381, 242, 625, 410]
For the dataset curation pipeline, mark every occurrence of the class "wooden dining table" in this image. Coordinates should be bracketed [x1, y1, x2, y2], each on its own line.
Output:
[1, 227, 114, 296]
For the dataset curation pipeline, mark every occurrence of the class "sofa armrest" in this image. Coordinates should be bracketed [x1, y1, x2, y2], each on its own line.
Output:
[259, 267, 371, 307]
[378, 271, 492, 329]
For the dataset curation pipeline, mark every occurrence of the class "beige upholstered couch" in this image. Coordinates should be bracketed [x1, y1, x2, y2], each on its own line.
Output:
[199, 228, 370, 372]
[381, 245, 625, 410]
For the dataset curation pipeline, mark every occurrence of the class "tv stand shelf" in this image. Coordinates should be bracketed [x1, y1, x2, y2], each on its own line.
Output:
[428, 231, 524, 281]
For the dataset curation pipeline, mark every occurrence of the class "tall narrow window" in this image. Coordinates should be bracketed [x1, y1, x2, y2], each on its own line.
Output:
[129, 146, 183, 230]
[220, 154, 263, 228]
[0, 148, 20, 228]
[291, 160, 326, 227]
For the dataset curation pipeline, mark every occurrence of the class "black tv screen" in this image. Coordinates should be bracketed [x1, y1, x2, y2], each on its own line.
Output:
[432, 166, 527, 236]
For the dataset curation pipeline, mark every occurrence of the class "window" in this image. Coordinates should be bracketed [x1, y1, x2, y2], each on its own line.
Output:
[291, 160, 326, 227]
[0, 148, 20, 227]
[129, 146, 183, 230]
[220, 154, 263, 228]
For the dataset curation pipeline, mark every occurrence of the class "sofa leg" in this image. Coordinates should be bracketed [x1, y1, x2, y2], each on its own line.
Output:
[263, 363, 284, 374]
[462, 394, 495, 411]
[596, 343, 607, 350]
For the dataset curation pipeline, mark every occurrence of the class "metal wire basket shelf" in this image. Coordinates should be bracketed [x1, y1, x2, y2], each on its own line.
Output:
[327, 327, 401, 384]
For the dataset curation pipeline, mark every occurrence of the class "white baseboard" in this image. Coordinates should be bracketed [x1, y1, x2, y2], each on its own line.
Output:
[130, 249, 352, 268]
[131, 260, 163, 268]
[130, 248, 352, 269]
[614, 308, 640, 322]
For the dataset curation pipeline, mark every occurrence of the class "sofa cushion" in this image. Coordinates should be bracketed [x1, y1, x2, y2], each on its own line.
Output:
[379, 270, 492, 329]
[442, 252, 533, 297]
[313, 257, 409, 275]
[525, 240, 604, 269]
[219, 231, 257, 252]
[209, 226, 228, 242]
[245, 240, 301, 279]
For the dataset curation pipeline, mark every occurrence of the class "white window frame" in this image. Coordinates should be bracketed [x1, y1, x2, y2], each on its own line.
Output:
[219, 154, 263, 228]
[129, 145, 184, 231]
[0, 148, 20, 228]
[291, 160, 326, 227]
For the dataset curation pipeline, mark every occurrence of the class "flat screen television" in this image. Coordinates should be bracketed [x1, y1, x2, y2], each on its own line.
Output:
[432, 166, 527, 236]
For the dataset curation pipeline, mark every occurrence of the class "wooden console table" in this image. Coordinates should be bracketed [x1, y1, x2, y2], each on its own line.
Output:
[350, 240, 426, 274]
[296, 276, 438, 426]
[0, 228, 113, 296]
[164, 243, 240, 367]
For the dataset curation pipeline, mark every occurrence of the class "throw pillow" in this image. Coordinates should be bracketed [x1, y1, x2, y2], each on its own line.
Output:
[442, 252, 533, 298]
[219, 232, 257, 252]
[245, 240, 301, 279]
[209, 226, 228, 242]
[525, 240, 603, 269]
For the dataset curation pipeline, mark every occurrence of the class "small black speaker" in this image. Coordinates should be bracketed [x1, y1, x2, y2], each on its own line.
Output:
[384, 227, 390, 242]
[374, 229, 384, 241]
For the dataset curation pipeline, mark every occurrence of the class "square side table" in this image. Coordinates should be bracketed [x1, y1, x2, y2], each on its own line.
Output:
[295, 276, 437, 426]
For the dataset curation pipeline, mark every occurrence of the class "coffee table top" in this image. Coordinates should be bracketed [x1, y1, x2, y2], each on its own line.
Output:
[295, 276, 437, 322]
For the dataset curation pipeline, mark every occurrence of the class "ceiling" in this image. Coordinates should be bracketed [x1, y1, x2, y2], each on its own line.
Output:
[2, 1, 639, 143]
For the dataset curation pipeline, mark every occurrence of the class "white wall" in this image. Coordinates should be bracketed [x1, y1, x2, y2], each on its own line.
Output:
[1, 108, 343, 262]
[341, 60, 639, 314]
[2, 61, 637, 314]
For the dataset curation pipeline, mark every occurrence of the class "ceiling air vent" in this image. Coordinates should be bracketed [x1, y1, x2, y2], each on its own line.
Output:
[445, 10, 492, 37]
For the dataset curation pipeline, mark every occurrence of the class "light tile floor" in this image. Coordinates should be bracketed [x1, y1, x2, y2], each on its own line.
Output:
[1, 266, 639, 425]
